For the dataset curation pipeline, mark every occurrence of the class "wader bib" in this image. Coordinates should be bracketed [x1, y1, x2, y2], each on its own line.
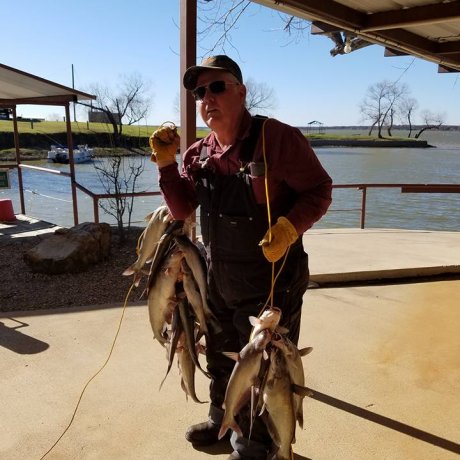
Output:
[194, 117, 309, 457]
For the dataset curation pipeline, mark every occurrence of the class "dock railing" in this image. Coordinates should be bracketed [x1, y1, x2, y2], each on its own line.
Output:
[332, 183, 460, 229]
[3, 161, 460, 229]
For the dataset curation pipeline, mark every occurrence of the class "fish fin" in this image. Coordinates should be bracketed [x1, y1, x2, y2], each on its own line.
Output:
[271, 338, 284, 349]
[162, 213, 172, 223]
[159, 368, 171, 391]
[258, 401, 267, 416]
[133, 273, 143, 287]
[297, 412, 304, 429]
[218, 419, 242, 440]
[249, 316, 260, 326]
[292, 384, 314, 398]
[222, 351, 240, 362]
[299, 346, 313, 356]
[144, 212, 154, 221]
[122, 264, 137, 276]
[275, 325, 289, 335]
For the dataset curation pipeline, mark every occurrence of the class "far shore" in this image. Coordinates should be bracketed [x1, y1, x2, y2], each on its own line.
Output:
[0, 137, 432, 162]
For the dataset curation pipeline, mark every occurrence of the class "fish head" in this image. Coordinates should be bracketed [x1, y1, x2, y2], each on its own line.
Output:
[260, 306, 282, 324]
[250, 307, 282, 332]
[252, 328, 273, 351]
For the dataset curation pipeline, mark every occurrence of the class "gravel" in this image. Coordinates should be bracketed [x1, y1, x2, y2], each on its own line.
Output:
[0, 228, 147, 312]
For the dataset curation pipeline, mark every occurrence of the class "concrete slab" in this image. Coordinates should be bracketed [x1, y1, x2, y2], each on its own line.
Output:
[0, 214, 60, 239]
[1, 222, 460, 458]
[1, 280, 459, 460]
[304, 228, 460, 284]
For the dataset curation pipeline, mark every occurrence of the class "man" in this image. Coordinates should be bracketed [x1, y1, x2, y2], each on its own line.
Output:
[150, 55, 332, 460]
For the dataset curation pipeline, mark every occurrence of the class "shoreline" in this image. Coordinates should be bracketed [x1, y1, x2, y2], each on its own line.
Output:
[0, 138, 432, 162]
[308, 138, 431, 148]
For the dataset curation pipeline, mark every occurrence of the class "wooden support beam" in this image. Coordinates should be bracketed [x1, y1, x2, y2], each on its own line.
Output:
[438, 64, 460, 73]
[384, 47, 409, 57]
[311, 21, 341, 35]
[362, 1, 460, 32]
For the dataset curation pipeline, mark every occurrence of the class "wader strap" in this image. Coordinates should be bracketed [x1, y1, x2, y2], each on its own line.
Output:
[239, 115, 267, 164]
[199, 144, 209, 162]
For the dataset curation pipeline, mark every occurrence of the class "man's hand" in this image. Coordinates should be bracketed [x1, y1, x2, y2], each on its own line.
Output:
[259, 216, 298, 263]
[149, 125, 180, 168]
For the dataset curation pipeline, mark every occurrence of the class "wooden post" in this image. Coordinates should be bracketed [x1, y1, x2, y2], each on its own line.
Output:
[180, 0, 198, 239]
[65, 103, 79, 226]
[12, 106, 25, 214]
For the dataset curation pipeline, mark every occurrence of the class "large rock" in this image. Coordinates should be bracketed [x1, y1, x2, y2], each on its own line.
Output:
[24, 222, 112, 274]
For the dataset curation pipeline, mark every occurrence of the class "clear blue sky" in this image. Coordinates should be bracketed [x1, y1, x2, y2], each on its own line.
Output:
[3, 0, 459, 127]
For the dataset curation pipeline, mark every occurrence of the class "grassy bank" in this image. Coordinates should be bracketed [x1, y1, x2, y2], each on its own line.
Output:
[0, 120, 429, 161]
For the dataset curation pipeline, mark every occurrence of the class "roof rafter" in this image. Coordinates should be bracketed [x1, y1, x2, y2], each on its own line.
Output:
[361, 1, 460, 32]
[252, 0, 460, 72]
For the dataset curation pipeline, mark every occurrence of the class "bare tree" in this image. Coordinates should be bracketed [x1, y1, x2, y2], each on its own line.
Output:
[244, 78, 277, 115]
[94, 155, 146, 244]
[360, 81, 390, 137]
[198, 0, 309, 53]
[398, 97, 418, 138]
[198, 0, 254, 54]
[385, 106, 396, 137]
[360, 80, 409, 138]
[414, 110, 446, 139]
[79, 73, 153, 147]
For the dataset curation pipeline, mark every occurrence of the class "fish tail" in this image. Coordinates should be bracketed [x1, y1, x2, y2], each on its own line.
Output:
[122, 263, 138, 276]
[218, 417, 242, 440]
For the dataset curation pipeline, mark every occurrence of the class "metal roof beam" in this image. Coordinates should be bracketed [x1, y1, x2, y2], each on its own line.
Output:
[252, 0, 460, 71]
[362, 1, 460, 32]
[253, 0, 364, 30]
[0, 95, 79, 105]
[384, 47, 409, 57]
[311, 21, 342, 35]
[437, 41, 460, 54]
[438, 63, 460, 72]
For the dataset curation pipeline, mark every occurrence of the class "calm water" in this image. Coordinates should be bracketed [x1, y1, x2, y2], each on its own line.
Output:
[1, 131, 459, 231]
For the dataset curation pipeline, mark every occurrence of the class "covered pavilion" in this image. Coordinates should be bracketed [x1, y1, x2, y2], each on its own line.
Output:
[0, 62, 95, 225]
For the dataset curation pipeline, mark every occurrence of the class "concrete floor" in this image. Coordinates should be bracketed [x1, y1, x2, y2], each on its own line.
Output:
[1, 225, 460, 460]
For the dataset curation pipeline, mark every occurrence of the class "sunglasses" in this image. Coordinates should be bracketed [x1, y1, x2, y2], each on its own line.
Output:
[192, 80, 240, 101]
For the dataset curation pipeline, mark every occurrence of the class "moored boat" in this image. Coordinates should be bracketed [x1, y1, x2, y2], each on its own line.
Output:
[47, 145, 94, 164]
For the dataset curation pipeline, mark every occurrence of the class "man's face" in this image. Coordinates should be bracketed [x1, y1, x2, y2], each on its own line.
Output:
[194, 70, 246, 131]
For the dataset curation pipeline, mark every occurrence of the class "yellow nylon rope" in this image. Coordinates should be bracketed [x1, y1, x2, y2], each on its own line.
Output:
[259, 119, 290, 313]
[39, 283, 135, 459]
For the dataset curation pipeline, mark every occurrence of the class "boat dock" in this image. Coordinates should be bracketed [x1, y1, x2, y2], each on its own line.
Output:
[1, 221, 459, 459]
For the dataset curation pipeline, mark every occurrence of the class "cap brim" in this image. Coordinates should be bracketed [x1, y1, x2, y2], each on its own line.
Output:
[183, 65, 231, 90]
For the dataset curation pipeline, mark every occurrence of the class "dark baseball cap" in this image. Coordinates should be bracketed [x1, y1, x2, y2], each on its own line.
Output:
[183, 55, 243, 90]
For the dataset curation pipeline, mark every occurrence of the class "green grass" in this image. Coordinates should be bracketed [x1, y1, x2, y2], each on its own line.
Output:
[0, 120, 159, 136]
[0, 119, 214, 139]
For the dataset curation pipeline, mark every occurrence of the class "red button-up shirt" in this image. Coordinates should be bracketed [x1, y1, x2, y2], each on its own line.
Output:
[159, 110, 332, 234]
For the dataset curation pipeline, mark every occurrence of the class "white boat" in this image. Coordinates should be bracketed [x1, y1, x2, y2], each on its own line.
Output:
[47, 145, 94, 164]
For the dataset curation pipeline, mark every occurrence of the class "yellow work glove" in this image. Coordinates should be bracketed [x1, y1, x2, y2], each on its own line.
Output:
[259, 216, 298, 263]
[149, 125, 180, 168]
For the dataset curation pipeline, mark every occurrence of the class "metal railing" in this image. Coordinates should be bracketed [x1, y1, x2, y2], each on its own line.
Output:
[332, 183, 460, 229]
[12, 162, 161, 224]
[4, 161, 460, 229]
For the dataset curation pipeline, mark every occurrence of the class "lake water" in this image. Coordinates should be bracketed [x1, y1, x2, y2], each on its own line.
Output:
[1, 130, 459, 231]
